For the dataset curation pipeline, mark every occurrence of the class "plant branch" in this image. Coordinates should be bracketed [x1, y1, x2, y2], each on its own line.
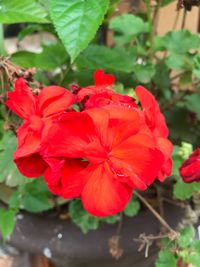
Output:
[134, 191, 177, 236]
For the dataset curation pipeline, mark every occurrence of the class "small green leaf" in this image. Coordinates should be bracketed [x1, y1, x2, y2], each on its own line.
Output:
[101, 215, 120, 224]
[50, 0, 109, 62]
[156, 250, 177, 267]
[69, 199, 100, 233]
[12, 42, 68, 71]
[0, 0, 49, 23]
[0, 131, 31, 187]
[124, 196, 140, 217]
[109, 14, 149, 45]
[166, 53, 193, 71]
[193, 53, 200, 78]
[19, 179, 53, 213]
[174, 179, 200, 200]
[178, 226, 195, 248]
[183, 91, 200, 120]
[134, 64, 156, 84]
[163, 30, 200, 54]
[76, 45, 134, 73]
[0, 208, 16, 241]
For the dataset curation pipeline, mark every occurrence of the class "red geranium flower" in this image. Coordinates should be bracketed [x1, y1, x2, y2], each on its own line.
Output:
[5, 78, 74, 177]
[179, 148, 200, 183]
[135, 86, 173, 181]
[44, 107, 164, 216]
[76, 69, 137, 109]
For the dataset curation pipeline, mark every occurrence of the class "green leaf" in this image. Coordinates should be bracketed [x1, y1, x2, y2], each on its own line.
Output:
[178, 226, 194, 248]
[183, 91, 200, 120]
[166, 53, 193, 71]
[19, 179, 53, 213]
[124, 196, 140, 217]
[69, 199, 100, 233]
[174, 179, 200, 200]
[163, 30, 200, 54]
[12, 42, 68, 71]
[0, 208, 16, 241]
[155, 250, 177, 267]
[134, 64, 156, 84]
[0, 0, 49, 23]
[109, 14, 149, 45]
[76, 45, 134, 73]
[160, 0, 174, 7]
[193, 53, 200, 79]
[50, 0, 109, 62]
[0, 131, 31, 187]
[101, 215, 120, 224]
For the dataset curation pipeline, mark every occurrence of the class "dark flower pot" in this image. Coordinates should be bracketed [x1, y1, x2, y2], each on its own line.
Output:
[6, 203, 185, 267]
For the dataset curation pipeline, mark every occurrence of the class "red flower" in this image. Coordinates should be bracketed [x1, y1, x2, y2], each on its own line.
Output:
[6, 78, 74, 177]
[135, 86, 173, 181]
[76, 69, 136, 109]
[179, 148, 200, 183]
[44, 107, 164, 216]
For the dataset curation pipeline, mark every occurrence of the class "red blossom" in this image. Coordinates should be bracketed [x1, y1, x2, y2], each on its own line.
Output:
[76, 69, 136, 109]
[179, 148, 200, 183]
[135, 86, 173, 181]
[5, 78, 74, 177]
[44, 107, 164, 216]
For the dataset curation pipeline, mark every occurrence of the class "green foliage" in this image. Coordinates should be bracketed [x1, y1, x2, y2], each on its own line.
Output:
[174, 179, 200, 200]
[109, 14, 149, 45]
[156, 250, 177, 267]
[50, 0, 109, 62]
[9, 179, 54, 213]
[69, 199, 100, 233]
[163, 30, 200, 54]
[0, 131, 30, 187]
[183, 91, 200, 120]
[0, 0, 49, 23]
[156, 226, 200, 267]
[134, 63, 156, 84]
[0, 208, 16, 241]
[12, 42, 68, 71]
[124, 196, 140, 217]
[76, 45, 134, 73]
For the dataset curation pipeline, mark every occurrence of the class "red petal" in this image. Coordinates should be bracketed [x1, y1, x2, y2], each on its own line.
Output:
[135, 86, 169, 138]
[81, 163, 133, 217]
[5, 78, 37, 119]
[38, 86, 74, 117]
[45, 112, 96, 158]
[111, 134, 164, 186]
[94, 69, 115, 86]
[15, 153, 48, 178]
[44, 158, 88, 198]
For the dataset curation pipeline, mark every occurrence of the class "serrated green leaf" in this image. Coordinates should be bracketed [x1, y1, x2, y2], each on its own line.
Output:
[0, 131, 31, 187]
[19, 179, 53, 213]
[124, 196, 140, 217]
[0, 208, 16, 241]
[101, 215, 120, 224]
[174, 179, 200, 200]
[76, 45, 134, 73]
[183, 91, 200, 120]
[163, 30, 200, 54]
[69, 199, 100, 233]
[178, 226, 194, 248]
[12, 42, 68, 71]
[109, 14, 149, 45]
[166, 53, 193, 71]
[156, 250, 177, 267]
[50, 0, 109, 62]
[0, 0, 49, 23]
[193, 53, 200, 79]
[134, 64, 156, 84]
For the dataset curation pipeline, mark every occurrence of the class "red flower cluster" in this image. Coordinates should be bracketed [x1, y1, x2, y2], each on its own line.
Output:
[6, 70, 173, 217]
[179, 148, 200, 183]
